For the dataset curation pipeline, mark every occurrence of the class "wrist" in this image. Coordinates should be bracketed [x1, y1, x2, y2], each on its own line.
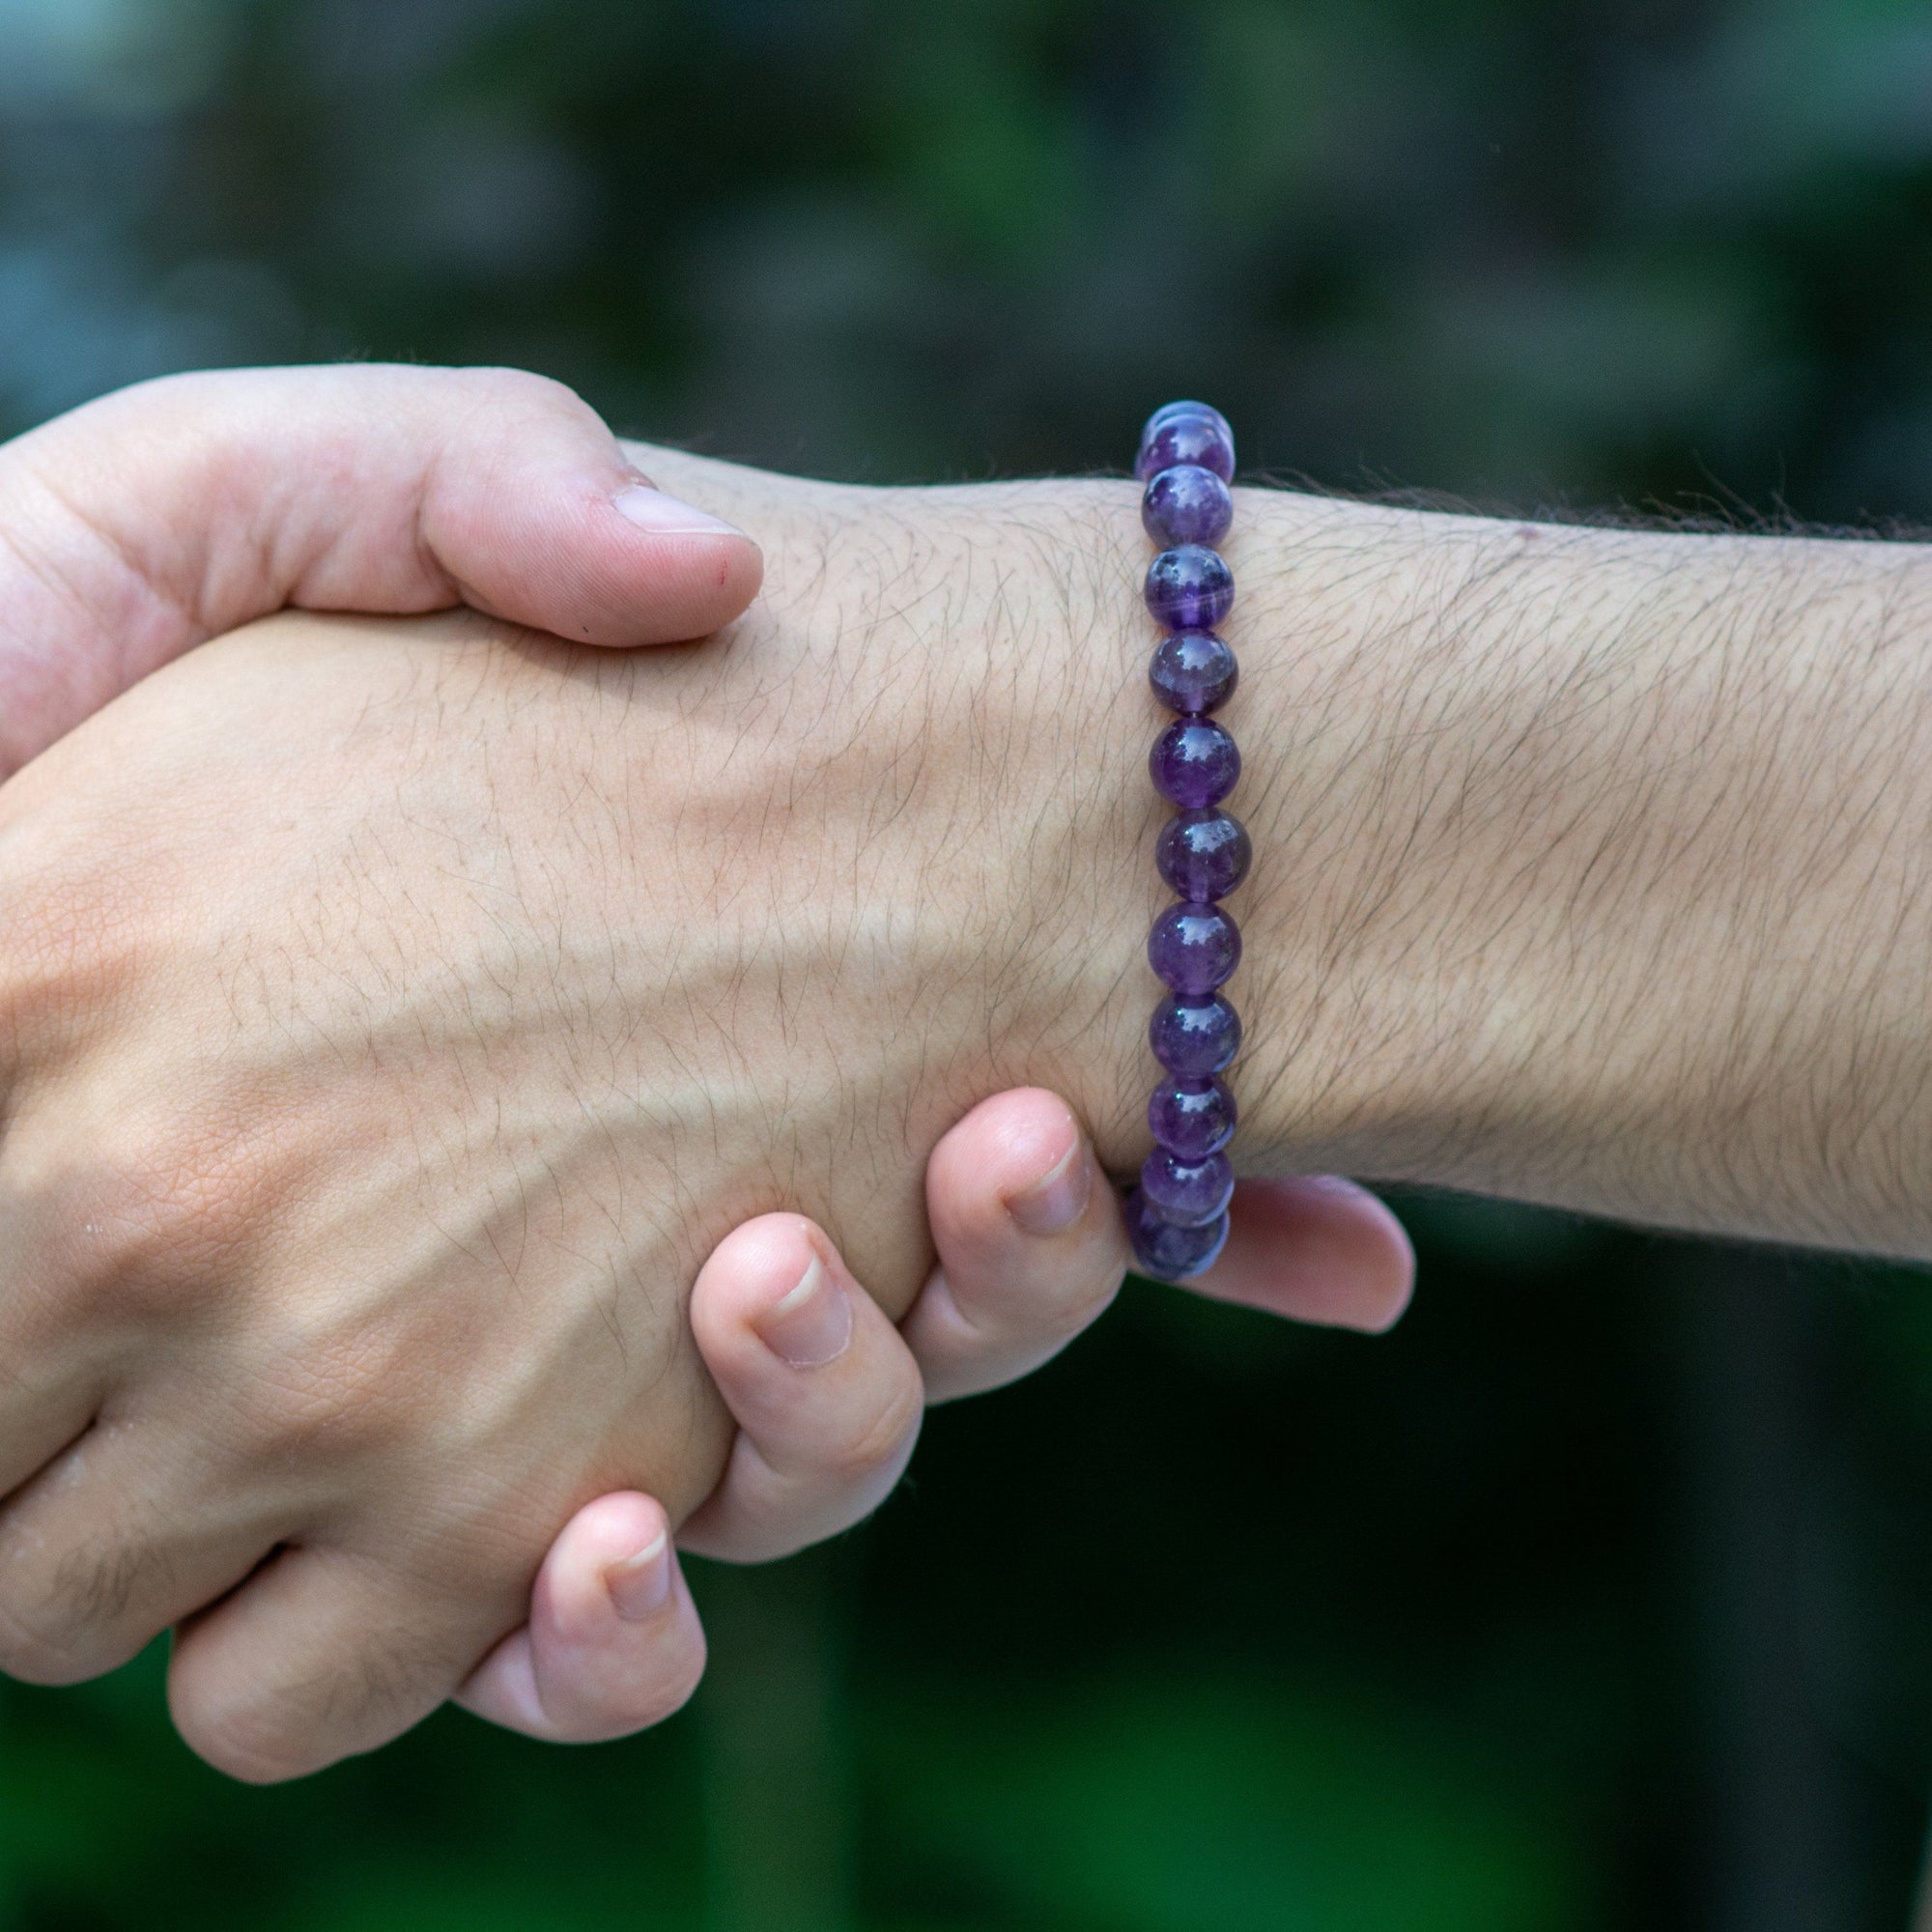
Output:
[637, 442, 1932, 1256]
[621, 447, 1158, 1238]
[833, 472, 1161, 1179]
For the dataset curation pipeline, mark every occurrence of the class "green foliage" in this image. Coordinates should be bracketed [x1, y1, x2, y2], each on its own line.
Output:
[867, 1672, 1582, 1931]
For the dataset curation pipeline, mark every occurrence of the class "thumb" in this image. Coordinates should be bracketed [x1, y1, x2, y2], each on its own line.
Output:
[0, 363, 762, 775]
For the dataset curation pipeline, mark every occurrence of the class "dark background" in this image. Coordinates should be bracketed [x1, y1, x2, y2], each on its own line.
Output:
[5, 1, 1932, 1926]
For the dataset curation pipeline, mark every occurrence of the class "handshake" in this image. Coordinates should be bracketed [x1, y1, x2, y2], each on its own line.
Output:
[12, 357, 1928, 1781]
[0, 366, 1413, 1779]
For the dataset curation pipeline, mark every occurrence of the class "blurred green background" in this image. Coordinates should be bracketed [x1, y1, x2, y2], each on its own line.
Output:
[6, 0, 1932, 1926]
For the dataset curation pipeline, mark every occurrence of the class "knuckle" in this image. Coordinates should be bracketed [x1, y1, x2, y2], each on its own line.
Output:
[1042, 1258, 1124, 1332]
[0, 832, 264, 1324]
[171, 1690, 322, 1785]
[964, 1254, 1122, 1350]
[54, 1113, 260, 1313]
[225, 1370, 398, 1468]
[824, 1369, 923, 1488]
[108, 1133, 254, 1264]
[0, 829, 133, 1058]
[219, 1313, 430, 1464]
[0, 1511, 179, 1687]
[0, 1586, 95, 1686]
[562, 1641, 707, 1744]
[459, 365, 586, 419]
[644, 1640, 707, 1729]
[172, 1623, 452, 1785]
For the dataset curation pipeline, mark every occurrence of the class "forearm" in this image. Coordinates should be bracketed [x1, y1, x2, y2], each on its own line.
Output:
[1223, 495, 1932, 1254]
[634, 445, 1932, 1258]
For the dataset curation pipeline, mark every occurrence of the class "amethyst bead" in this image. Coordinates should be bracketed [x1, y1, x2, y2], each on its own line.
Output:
[1142, 464, 1234, 548]
[1135, 408, 1236, 482]
[1146, 399, 1233, 439]
[1151, 719, 1239, 810]
[1149, 631, 1238, 716]
[1148, 1075, 1236, 1159]
[1125, 1188, 1231, 1280]
[1141, 1148, 1236, 1227]
[1129, 404, 1244, 1285]
[1149, 993, 1242, 1075]
[1156, 809, 1250, 901]
[1149, 901, 1241, 994]
[1145, 545, 1235, 631]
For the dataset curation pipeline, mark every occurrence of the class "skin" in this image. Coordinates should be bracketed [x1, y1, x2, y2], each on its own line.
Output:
[2, 582, 1108, 1781]
[0, 367, 1411, 1766]
[460, 1104, 1414, 1744]
[0, 364, 761, 774]
[17, 375, 1924, 1767]
[611, 448, 1932, 1254]
[11, 441, 1928, 1784]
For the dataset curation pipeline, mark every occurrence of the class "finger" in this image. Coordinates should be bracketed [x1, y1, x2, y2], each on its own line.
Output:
[455, 1492, 706, 1744]
[0, 1365, 99, 1514]
[0, 1161, 165, 1529]
[674, 1215, 923, 1564]
[0, 364, 763, 772]
[1189, 1176, 1415, 1332]
[166, 1542, 509, 1783]
[906, 1090, 1128, 1403]
[0, 1419, 277, 1686]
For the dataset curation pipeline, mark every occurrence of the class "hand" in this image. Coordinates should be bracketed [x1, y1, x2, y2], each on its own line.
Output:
[0, 449, 1186, 1782]
[0, 362, 761, 777]
[459, 1089, 1412, 1742]
[0, 369, 1409, 1771]
[13, 395, 1921, 1779]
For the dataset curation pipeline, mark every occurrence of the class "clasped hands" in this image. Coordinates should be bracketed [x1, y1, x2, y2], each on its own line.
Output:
[0, 367, 1409, 1779]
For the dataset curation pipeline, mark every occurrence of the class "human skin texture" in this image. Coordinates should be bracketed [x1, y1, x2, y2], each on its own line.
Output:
[0, 365, 762, 778]
[0, 367, 1412, 1768]
[619, 449, 1932, 1256]
[1, 448, 1927, 1781]
[0, 462, 1170, 1783]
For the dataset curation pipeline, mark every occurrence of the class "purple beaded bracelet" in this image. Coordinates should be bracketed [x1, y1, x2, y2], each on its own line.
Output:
[1124, 400, 1247, 1280]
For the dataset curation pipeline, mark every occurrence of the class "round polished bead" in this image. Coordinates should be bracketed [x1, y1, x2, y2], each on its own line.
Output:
[1135, 408, 1236, 482]
[1141, 1148, 1236, 1227]
[1142, 464, 1234, 548]
[1148, 1075, 1236, 1160]
[1149, 631, 1238, 715]
[1145, 544, 1235, 631]
[1156, 809, 1250, 901]
[1149, 900, 1241, 994]
[1145, 399, 1233, 439]
[1149, 993, 1242, 1075]
[1151, 719, 1239, 810]
[1124, 1188, 1231, 1280]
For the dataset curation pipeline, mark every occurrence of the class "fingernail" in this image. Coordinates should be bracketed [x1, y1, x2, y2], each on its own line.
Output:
[1005, 1140, 1092, 1236]
[611, 483, 747, 538]
[605, 1530, 672, 1622]
[753, 1252, 852, 1368]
